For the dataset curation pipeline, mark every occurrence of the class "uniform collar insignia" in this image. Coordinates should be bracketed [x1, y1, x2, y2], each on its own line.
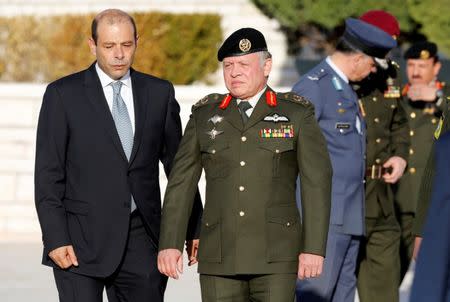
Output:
[263, 113, 289, 123]
[206, 127, 224, 140]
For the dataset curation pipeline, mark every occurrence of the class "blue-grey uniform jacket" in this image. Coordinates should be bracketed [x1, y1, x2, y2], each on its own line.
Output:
[292, 59, 365, 236]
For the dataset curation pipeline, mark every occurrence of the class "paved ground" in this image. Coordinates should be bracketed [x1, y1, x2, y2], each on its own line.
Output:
[0, 242, 413, 301]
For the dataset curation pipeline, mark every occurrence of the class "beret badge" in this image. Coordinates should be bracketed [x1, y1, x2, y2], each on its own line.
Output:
[239, 39, 252, 52]
[420, 50, 430, 60]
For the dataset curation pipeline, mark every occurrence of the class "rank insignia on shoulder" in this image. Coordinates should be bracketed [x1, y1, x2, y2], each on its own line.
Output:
[434, 117, 443, 139]
[263, 113, 289, 123]
[206, 127, 224, 140]
[260, 125, 294, 138]
[208, 114, 224, 125]
[194, 95, 209, 107]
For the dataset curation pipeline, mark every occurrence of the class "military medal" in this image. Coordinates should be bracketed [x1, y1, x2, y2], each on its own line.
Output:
[206, 127, 224, 140]
[260, 125, 294, 138]
[208, 114, 224, 125]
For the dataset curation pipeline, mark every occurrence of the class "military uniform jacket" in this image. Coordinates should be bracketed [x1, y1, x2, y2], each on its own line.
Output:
[395, 82, 449, 214]
[292, 59, 366, 236]
[159, 87, 332, 275]
[355, 61, 409, 218]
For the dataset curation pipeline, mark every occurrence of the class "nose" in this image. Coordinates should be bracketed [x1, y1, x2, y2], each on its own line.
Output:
[230, 65, 241, 78]
[114, 46, 125, 60]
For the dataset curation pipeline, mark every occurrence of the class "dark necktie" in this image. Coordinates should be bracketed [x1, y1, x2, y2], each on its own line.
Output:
[238, 101, 253, 124]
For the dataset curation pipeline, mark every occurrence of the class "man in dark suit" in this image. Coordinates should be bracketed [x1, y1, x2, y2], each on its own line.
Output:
[34, 9, 201, 302]
[410, 130, 450, 302]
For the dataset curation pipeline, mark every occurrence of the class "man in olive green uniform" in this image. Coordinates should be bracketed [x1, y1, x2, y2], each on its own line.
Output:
[157, 28, 332, 302]
[354, 11, 409, 302]
[394, 41, 449, 279]
[412, 65, 450, 260]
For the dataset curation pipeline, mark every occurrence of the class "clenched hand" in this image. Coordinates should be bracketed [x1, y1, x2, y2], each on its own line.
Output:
[298, 253, 324, 280]
[48, 245, 78, 269]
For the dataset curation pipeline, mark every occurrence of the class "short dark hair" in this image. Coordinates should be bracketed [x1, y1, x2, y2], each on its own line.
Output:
[91, 9, 137, 44]
[335, 38, 360, 54]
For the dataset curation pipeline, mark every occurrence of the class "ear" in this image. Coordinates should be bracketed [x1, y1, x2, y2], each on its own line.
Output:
[88, 37, 97, 57]
[263, 57, 272, 77]
[135, 35, 139, 48]
[433, 61, 442, 77]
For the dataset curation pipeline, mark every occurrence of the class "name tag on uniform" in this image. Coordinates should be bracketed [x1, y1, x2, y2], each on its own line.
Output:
[335, 123, 351, 130]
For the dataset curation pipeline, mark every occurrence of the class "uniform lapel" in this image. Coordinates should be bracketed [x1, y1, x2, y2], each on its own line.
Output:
[244, 87, 272, 131]
[222, 97, 244, 131]
[128, 69, 149, 166]
[84, 64, 128, 162]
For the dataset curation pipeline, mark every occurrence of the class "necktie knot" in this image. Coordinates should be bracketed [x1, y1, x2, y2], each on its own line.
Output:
[238, 101, 252, 124]
[111, 81, 123, 95]
[238, 101, 252, 114]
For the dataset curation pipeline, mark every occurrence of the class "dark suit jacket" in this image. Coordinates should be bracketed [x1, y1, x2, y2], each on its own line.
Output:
[35, 63, 202, 277]
[411, 131, 450, 302]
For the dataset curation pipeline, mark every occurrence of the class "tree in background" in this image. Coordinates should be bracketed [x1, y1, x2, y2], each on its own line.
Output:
[252, 0, 448, 57]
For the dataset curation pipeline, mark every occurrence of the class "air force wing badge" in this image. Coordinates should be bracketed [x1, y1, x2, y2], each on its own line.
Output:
[263, 113, 290, 123]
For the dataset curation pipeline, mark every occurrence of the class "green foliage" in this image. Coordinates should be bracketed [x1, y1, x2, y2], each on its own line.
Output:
[251, 0, 448, 55]
[407, 0, 450, 55]
[0, 12, 222, 84]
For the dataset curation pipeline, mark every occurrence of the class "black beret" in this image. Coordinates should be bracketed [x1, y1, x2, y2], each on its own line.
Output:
[404, 41, 438, 60]
[217, 28, 268, 61]
[342, 18, 397, 58]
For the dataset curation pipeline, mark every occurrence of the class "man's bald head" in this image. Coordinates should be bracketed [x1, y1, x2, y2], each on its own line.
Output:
[91, 9, 137, 44]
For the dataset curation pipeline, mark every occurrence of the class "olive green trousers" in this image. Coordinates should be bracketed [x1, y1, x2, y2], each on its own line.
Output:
[200, 273, 297, 302]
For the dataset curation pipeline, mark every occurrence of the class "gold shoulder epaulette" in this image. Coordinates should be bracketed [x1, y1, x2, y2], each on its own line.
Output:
[278, 92, 311, 106]
[193, 93, 224, 108]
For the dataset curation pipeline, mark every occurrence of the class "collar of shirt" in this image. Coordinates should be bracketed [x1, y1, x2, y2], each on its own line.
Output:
[95, 63, 135, 133]
[95, 63, 132, 89]
[326, 56, 349, 84]
[236, 85, 267, 117]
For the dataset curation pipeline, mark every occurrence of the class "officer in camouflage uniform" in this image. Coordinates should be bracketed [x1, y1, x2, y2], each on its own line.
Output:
[353, 11, 409, 302]
[157, 28, 333, 302]
[394, 41, 450, 279]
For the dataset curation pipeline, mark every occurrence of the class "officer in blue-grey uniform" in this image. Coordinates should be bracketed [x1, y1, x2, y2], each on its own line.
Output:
[292, 18, 397, 302]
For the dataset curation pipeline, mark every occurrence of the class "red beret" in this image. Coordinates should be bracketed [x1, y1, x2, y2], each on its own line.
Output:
[359, 10, 400, 38]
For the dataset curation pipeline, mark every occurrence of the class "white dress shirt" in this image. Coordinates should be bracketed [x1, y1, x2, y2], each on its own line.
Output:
[95, 63, 135, 134]
[236, 85, 267, 118]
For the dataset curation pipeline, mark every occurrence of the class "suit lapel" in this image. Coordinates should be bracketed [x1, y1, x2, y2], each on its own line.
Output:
[244, 87, 272, 131]
[84, 64, 128, 162]
[128, 69, 149, 166]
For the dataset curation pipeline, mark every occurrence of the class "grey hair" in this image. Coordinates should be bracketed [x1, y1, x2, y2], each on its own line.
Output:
[258, 51, 272, 67]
